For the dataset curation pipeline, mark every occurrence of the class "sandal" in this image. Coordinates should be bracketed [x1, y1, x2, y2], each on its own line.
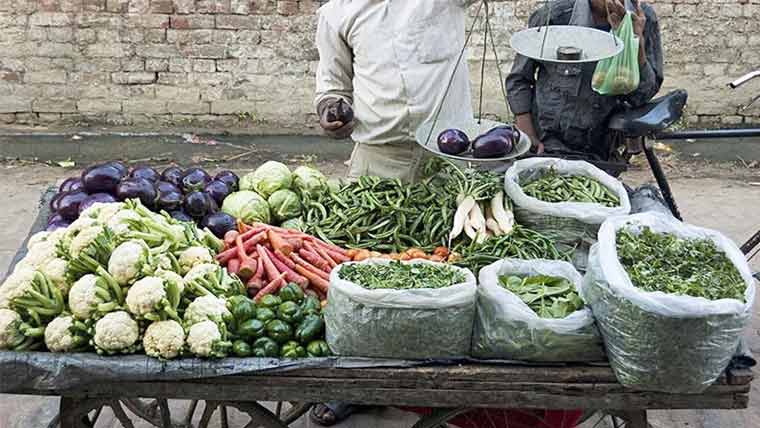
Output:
[310, 402, 361, 426]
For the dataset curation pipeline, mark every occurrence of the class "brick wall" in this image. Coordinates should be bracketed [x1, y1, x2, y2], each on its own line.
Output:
[0, 0, 758, 131]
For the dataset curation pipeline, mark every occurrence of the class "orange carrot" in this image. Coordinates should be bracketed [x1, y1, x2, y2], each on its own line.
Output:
[268, 229, 294, 256]
[264, 247, 307, 288]
[227, 258, 240, 275]
[290, 253, 330, 281]
[294, 264, 329, 293]
[257, 244, 281, 283]
[224, 230, 239, 249]
[286, 237, 304, 251]
[346, 249, 360, 259]
[272, 249, 297, 270]
[215, 231, 267, 264]
[323, 247, 350, 263]
[254, 272, 287, 302]
[305, 236, 348, 256]
[247, 276, 263, 290]
[306, 241, 337, 268]
[298, 248, 331, 273]
[235, 235, 258, 280]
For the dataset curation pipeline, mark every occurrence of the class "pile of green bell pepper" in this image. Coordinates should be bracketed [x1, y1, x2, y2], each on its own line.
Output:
[226, 283, 331, 359]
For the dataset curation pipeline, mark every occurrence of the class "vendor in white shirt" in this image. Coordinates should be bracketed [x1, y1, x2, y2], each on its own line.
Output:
[314, 0, 476, 183]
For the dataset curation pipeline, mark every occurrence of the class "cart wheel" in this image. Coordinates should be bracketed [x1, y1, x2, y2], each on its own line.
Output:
[408, 407, 588, 428]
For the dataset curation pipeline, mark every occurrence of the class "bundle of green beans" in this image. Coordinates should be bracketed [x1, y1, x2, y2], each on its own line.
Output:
[339, 261, 466, 290]
[303, 176, 457, 252]
[452, 226, 569, 274]
[617, 227, 746, 301]
[521, 168, 619, 207]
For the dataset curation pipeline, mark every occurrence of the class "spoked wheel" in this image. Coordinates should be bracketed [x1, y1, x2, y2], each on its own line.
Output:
[407, 407, 590, 428]
[49, 398, 311, 428]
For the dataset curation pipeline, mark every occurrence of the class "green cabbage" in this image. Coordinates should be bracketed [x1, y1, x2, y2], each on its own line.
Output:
[221, 191, 271, 224]
[292, 166, 327, 198]
[240, 161, 292, 199]
[280, 217, 306, 232]
[267, 189, 302, 223]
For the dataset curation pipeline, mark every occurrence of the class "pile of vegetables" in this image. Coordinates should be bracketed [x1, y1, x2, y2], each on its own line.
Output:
[216, 222, 350, 301]
[499, 274, 584, 318]
[437, 125, 520, 158]
[616, 227, 746, 301]
[338, 260, 467, 290]
[48, 162, 240, 238]
[521, 168, 620, 207]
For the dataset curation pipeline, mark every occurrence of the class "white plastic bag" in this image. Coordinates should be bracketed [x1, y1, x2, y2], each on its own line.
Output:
[504, 158, 631, 270]
[473, 258, 605, 362]
[325, 259, 477, 359]
[582, 212, 755, 393]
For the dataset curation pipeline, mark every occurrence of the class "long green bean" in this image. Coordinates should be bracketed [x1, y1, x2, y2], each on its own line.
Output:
[522, 168, 619, 207]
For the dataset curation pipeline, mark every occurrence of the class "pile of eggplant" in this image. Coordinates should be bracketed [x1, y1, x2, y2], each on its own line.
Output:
[48, 162, 240, 238]
[437, 125, 520, 159]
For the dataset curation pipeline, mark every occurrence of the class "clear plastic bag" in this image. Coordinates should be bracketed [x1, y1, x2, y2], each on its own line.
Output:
[582, 212, 756, 393]
[472, 258, 605, 362]
[325, 259, 477, 359]
[592, 12, 640, 96]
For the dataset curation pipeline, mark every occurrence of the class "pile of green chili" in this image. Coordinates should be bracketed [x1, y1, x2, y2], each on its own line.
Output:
[616, 227, 746, 301]
[339, 261, 466, 290]
[521, 168, 619, 207]
[499, 274, 584, 318]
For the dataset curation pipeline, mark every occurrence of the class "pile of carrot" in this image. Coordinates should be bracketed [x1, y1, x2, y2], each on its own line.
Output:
[347, 247, 451, 263]
[216, 222, 350, 302]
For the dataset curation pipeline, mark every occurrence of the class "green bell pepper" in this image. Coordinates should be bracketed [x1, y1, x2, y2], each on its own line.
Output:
[306, 340, 331, 357]
[265, 319, 293, 344]
[300, 296, 321, 315]
[277, 301, 304, 324]
[228, 296, 256, 323]
[237, 318, 265, 340]
[258, 294, 282, 309]
[278, 283, 304, 303]
[256, 307, 276, 323]
[295, 313, 324, 344]
[232, 340, 252, 357]
[280, 340, 307, 358]
[252, 337, 279, 358]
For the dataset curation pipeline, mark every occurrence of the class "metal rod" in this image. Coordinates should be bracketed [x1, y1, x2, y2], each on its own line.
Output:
[539, 1, 552, 58]
[477, 0, 489, 124]
[655, 128, 760, 140]
[644, 145, 682, 221]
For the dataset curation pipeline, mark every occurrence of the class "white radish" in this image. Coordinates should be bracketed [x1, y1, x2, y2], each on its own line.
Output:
[449, 195, 476, 242]
[470, 203, 488, 243]
[491, 191, 515, 235]
[486, 218, 503, 236]
[464, 206, 478, 241]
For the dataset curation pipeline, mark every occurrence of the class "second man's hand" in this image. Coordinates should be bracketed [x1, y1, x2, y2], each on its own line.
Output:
[318, 98, 355, 140]
[515, 113, 544, 155]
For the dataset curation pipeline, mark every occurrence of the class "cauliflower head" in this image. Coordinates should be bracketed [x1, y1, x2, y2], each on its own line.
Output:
[186, 320, 230, 358]
[184, 263, 219, 283]
[183, 295, 230, 327]
[108, 240, 152, 286]
[44, 315, 87, 353]
[68, 225, 106, 259]
[68, 274, 100, 320]
[0, 266, 36, 309]
[17, 240, 58, 271]
[39, 258, 70, 294]
[27, 231, 50, 250]
[93, 310, 140, 354]
[106, 209, 141, 235]
[178, 247, 213, 275]
[79, 202, 124, 222]
[125, 276, 166, 318]
[0, 308, 24, 350]
[143, 320, 185, 359]
[155, 269, 185, 295]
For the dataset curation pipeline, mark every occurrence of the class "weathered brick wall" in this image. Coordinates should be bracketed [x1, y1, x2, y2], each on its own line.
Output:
[0, 0, 758, 132]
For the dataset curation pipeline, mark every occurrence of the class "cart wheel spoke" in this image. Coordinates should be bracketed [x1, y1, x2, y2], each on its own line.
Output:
[281, 402, 313, 425]
[411, 408, 470, 428]
[183, 400, 199, 426]
[220, 405, 230, 428]
[199, 401, 220, 428]
[109, 400, 136, 428]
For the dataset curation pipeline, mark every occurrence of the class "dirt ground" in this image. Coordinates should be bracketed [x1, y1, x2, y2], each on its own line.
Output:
[0, 155, 758, 428]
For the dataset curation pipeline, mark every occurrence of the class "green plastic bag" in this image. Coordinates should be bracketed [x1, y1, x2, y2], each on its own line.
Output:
[592, 12, 639, 96]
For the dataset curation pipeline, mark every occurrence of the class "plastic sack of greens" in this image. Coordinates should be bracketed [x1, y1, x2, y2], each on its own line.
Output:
[592, 12, 640, 95]
[473, 258, 605, 362]
[582, 212, 755, 393]
[504, 158, 631, 269]
[325, 259, 477, 359]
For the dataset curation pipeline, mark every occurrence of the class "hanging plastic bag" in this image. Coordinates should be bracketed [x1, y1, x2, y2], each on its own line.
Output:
[473, 258, 605, 362]
[325, 259, 477, 359]
[582, 212, 755, 393]
[592, 12, 640, 96]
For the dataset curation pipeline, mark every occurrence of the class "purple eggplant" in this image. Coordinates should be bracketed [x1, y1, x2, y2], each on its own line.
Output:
[59, 177, 82, 193]
[130, 165, 160, 183]
[325, 99, 354, 123]
[472, 132, 513, 158]
[57, 190, 89, 221]
[437, 129, 470, 155]
[161, 166, 184, 187]
[157, 191, 183, 211]
[78, 193, 118, 215]
[47, 213, 64, 226]
[181, 168, 212, 193]
[46, 220, 71, 232]
[49, 192, 64, 212]
[204, 180, 232, 206]
[82, 163, 123, 194]
[486, 125, 521, 145]
[106, 161, 129, 177]
[183, 191, 213, 219]
[169, 210, 193, 223]
[156, 180, 181, 195]
[201, 212, 237, 238]
[116, 178, 157, 207]
[214, 170, 239, 192]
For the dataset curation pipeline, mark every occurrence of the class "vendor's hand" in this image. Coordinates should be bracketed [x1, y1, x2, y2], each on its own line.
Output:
[515, 113, 543, 154]
[605, 0, 626, 30]
[318, 99, 355, 140]
[632, 3, 646, 38]
[531, 141, 545, 155]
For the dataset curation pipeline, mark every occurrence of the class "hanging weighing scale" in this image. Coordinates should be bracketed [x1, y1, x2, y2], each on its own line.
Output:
[415, 0, 624, 163]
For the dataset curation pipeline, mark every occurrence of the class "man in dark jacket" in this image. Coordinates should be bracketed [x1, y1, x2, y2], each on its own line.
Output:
[506, 0, 664, 159]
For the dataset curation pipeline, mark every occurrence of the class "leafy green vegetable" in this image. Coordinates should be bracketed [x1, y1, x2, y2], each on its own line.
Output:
[280, 217, 306, 231]
[221, 191, 271, 224]
[616, 226, 745, 301]
[267, 189, 302, 223]
[292, 166, 328, 198]
[498, 274, 584, 318]
[521, 168, 619, 207]
[339, 261, 466, 290]
[240, 161, 292, 198]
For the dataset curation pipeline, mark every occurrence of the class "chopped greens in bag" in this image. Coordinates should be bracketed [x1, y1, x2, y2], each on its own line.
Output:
[338, 260, 467, 290]
[499, 274, 584, 319]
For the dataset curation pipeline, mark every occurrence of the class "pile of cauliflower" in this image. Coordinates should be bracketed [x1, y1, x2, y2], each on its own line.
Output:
[0, 199, 247, 359]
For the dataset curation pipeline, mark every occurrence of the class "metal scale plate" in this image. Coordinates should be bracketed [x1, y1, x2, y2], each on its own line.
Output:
[510, 25, 623, 64]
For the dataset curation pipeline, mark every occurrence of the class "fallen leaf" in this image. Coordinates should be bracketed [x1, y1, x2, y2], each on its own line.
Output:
[57, 160, 75, 168]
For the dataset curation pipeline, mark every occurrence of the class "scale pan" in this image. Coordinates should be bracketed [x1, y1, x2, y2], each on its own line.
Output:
[510, 25, 623, 64]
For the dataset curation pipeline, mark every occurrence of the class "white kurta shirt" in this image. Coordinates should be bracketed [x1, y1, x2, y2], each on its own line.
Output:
[314, 0, 475, 145]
